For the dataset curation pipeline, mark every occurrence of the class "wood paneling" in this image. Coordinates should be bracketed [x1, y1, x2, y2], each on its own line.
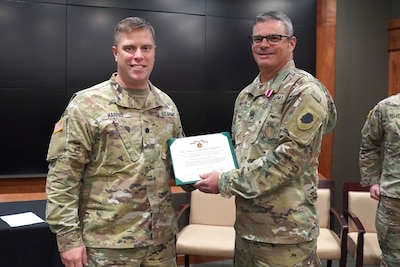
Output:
[316, 0, 337, 179]
[388, 18, 400, 96]
[388, 18, 400, 51]
[0, 177, 46, 202]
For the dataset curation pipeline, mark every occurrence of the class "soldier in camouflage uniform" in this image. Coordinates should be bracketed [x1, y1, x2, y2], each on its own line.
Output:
[45, 17, 184, 267]
[359, 94, 400, 267]
[194, 11, 337, 266]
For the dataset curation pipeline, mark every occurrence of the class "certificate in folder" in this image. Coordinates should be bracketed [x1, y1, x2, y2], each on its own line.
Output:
[168, 132, 238, 185]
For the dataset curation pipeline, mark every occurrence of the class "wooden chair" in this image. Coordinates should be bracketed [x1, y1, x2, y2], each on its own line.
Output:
[175, 189, 235, 267]
[316, 179, 348, 267]
[343, 181, 381, 267]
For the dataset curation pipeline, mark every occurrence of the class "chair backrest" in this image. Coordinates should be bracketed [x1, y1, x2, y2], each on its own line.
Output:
[189, 189, 235, 226]
[317, 179, 334, 228]
[343, 182, 378, 232]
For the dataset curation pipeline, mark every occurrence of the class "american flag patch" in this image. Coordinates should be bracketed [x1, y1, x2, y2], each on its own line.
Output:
[53, 118, 64, 134]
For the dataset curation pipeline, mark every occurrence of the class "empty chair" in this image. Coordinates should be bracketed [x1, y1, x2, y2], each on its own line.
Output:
[316, 179, 348, 267]
[175, 189, 235, 267]
[343, 181, 381, 267]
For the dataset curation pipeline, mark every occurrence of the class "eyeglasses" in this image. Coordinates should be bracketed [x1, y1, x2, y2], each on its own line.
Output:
[249, 34, 291, 45]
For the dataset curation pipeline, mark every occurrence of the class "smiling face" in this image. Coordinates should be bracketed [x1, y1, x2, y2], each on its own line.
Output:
[251, 20, 296, 82]
[112, 29, 156, 89]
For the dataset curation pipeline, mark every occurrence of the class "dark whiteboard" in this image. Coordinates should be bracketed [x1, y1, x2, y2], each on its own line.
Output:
[0, 0, 316, 177]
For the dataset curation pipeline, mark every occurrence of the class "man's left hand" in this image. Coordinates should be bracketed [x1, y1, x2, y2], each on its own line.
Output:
[194, 172, 220, 194]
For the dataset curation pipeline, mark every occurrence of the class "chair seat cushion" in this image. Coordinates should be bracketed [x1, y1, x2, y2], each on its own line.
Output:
[176, 224, 235, 258]
[347, 232, 381, 265]
[317, 228, 341, 259]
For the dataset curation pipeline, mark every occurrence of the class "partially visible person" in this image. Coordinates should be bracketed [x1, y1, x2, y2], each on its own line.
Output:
[45, 17, 184, 267]
[359, 94, 400, 267]
[194, 11, 337, 267]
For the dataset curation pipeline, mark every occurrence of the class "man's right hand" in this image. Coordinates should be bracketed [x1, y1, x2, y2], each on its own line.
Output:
[60, 245, 88, 267]
[369, 183, 380, 201]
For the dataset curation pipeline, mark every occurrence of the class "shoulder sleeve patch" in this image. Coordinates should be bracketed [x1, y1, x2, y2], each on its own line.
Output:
[53, 118, 64, 134]
[47, 116, 69, 160]
[284, 95, 326, 145]
[297, 107, 317, 130]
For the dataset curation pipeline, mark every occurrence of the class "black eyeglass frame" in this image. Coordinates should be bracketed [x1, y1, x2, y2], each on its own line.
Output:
[249, 34, 292, 45]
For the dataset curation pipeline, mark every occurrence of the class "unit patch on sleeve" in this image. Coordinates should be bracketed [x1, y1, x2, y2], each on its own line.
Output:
[284, 95, 325, 145]
[297, 107, 317, 130]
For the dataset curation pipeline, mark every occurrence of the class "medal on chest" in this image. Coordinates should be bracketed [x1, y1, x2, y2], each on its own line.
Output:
[265, 89, 274, 98]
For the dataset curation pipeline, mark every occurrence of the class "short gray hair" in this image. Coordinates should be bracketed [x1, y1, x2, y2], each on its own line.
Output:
[254, 11, 294, 37]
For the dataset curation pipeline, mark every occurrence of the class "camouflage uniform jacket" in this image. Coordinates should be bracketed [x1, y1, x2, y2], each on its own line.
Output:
[46, 74, 184, 252]
[218, 60, 337, 244]
[360, 94, 400, 198]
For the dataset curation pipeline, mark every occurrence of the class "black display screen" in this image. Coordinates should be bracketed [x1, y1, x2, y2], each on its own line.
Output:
[0, 0, 316, 177]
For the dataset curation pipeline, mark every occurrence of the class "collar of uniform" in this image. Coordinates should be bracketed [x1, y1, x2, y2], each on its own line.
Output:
[248, 60, 295, 97]
[110, 73, 165, 110]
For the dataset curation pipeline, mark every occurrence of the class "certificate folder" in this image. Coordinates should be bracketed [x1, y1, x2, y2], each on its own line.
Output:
[168, 132, 238, 185]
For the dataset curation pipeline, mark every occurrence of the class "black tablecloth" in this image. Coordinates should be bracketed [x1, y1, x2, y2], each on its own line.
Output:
[0, 200, 63, 267]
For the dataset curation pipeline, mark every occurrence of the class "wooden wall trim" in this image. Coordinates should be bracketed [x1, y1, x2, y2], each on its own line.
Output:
[388, 18, 400, 51]
[316, 0, 337, 178]
[0, 177, 46, 202]
[388, 18, 400, 96]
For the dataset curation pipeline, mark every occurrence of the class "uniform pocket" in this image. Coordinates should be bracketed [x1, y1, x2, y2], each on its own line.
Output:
[112, 119, 142, 161]
[376, 197, 400, 249]
[250, 110, 280, 150]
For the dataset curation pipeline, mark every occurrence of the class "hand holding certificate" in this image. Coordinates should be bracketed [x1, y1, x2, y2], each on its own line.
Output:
[168, 132, 238, 185]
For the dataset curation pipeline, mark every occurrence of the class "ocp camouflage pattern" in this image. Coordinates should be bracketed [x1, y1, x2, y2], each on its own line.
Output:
[360, 94, 400, 198]
[218, 60, 337, 244]
[46, 74, 184, 252]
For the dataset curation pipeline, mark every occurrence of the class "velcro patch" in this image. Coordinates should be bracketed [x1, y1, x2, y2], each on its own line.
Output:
[297, 107, 317, 130]
[53, 118, 64, 134]
[284, 95, 325, 145]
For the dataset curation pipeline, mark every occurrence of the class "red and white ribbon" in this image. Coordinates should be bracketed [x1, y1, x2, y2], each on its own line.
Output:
[265, 89, 274, 98]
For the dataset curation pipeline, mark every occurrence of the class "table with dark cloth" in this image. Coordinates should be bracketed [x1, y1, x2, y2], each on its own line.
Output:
[0, 200, 63, 267]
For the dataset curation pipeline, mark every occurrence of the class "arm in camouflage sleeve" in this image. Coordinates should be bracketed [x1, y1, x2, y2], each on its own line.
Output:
[219, 81, 334, 198]
[46, 100, 92, 252]
[359, 106, 383, 187]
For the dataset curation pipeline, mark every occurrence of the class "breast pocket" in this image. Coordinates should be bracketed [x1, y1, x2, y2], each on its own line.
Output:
[96, 115, 143, 164]
[250, 107, 281, 150]
[113, 119, 143, 161]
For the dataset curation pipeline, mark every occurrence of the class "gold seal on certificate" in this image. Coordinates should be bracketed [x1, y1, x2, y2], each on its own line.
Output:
[168, 132, 238, 185]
